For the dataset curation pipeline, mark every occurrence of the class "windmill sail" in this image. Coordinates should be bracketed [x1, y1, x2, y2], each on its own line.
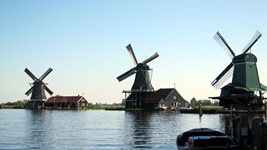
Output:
[211, 62, 234, 89]
[241, 31, 262, 54]
[44, 85, 53, 95]
[25, 86, 33, 96]
[25, 68, 37, 81]
[126, 44, 138, 65]
[142, 52, 159, 64]
[40, 68, 53, 80]
[214, 32, 235, 59]
[117, 68, 136, 82]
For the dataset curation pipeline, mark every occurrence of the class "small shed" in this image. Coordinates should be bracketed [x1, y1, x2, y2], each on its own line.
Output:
[46, 96, 89, 109]
[144, 88, 189, 110]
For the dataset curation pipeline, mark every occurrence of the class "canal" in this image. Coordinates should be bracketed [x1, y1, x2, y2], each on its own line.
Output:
[0, 109, 239, 149]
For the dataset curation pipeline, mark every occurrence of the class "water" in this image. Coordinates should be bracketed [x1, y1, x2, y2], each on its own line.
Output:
[0, 109, 227, 149]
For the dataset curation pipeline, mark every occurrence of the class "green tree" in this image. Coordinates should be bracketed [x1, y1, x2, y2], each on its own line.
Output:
[213, 100, 219, 106]
[4, 100, 25, 107]
[190, 97, 197, 108]
[14, 100, 25, 107]
[200, 100, 211, 106]
[197, 100, 212, 106]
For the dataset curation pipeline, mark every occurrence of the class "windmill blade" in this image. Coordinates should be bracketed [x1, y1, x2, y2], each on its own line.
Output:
[25, 86, 33, 96]
[241, 31, 262, 54]
[40, 68, 53, 81]
[214, 31, 235, 59]
[214, 67, 234, 89]
[126, 44, 138, 65]
[117, 68, 136, 82]
[142, 52, 159, 64]
[24, 68, 37, 81]
[44, 84, 53, 95]
[211, 62, 234, 89]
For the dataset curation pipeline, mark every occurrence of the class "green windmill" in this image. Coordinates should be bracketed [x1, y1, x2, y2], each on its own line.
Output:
[210, 31, 267, 108]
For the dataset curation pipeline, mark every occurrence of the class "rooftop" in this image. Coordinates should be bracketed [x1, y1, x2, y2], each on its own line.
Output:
[46, 96, 84, 103]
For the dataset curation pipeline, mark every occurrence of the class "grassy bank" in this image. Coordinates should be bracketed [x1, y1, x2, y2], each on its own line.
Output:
[89, 105, 125, 110]
[200, 106, 224, 110]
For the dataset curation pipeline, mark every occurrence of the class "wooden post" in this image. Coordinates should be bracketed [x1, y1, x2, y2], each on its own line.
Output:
[230, 105, 233, 139]
[199, 104, 203, 117]
[225, 115, 231, 136]
[232, 116, 240, 144]
[260, 122, 267, 150]
[265, 101, 267, 122]
[252, 117, 263, 149]
[239, 116, 249, 149]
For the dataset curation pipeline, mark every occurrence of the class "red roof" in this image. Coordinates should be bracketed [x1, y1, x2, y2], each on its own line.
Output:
[144, 88, 174, 103]
[46, 96, 85, 103]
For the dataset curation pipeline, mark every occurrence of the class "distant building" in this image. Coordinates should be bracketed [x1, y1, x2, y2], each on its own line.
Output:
[46, 96, 89, 109]
[144, 88, 189, 110]
[124, 88, 189, 110]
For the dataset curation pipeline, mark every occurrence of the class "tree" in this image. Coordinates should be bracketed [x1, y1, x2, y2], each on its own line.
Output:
[3, 100, 25, 107]
[190, 97, 197, 108]
[197, 99, 212, 106]
[213, 100, 219, 106]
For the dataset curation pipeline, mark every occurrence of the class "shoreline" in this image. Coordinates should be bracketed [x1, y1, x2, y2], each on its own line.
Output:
[1, 106, 266, 114]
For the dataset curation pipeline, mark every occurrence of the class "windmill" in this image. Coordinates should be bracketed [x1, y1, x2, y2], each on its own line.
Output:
[117, 44, 159, 108]
[210, 31, 267, 108]
[25, 68, 53, 103]
[117, 44, 159, 91]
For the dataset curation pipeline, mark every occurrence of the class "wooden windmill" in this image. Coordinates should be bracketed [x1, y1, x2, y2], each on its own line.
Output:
[210, 31, 267, 108]
[25, 68, 53, 108]
[117, 44, 159, 91]
[117, 44, 159, 108]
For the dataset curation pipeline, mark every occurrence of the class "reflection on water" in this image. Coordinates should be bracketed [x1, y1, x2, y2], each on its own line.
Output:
[25, 110, 60, 149]
[124, 111, 226, 149]
[125, 111, 154, 149]
[0, 109, 263, 149]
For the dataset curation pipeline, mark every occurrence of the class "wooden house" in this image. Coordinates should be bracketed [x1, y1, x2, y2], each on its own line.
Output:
[45, 96, 89, 109]
[144, 88, 189, 110]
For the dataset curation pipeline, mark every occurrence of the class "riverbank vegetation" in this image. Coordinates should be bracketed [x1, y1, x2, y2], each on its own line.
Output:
[0, 100, 26, 108]
[189, 97, 223, 110]
[88, 103, 124, 110]
[1, 98, 222, 111]
[0, 100, 124, 110]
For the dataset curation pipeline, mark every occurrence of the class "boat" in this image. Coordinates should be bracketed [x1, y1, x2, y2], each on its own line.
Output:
[176, 128, 237, 150]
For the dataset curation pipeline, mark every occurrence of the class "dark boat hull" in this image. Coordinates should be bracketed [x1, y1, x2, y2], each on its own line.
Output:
[176, 128, 237, 150]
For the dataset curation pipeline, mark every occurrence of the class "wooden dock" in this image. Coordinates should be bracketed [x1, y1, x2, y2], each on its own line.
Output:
[225, 115, 267, 149]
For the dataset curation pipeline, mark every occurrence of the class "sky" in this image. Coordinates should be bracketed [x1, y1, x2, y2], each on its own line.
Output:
[0, 0, 266, 104]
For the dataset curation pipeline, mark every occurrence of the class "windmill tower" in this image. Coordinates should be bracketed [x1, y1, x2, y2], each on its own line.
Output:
[25, 68, 53, 109]
[210, 31, 267, 109]
[117, 44, 159, 108]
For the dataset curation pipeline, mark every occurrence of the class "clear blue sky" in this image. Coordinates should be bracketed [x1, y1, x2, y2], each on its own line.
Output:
[0, 0, 266, 104]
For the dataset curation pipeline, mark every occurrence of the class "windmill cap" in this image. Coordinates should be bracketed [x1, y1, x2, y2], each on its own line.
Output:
[137, 63, 150, 69]
[233, 53, 257, 64]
